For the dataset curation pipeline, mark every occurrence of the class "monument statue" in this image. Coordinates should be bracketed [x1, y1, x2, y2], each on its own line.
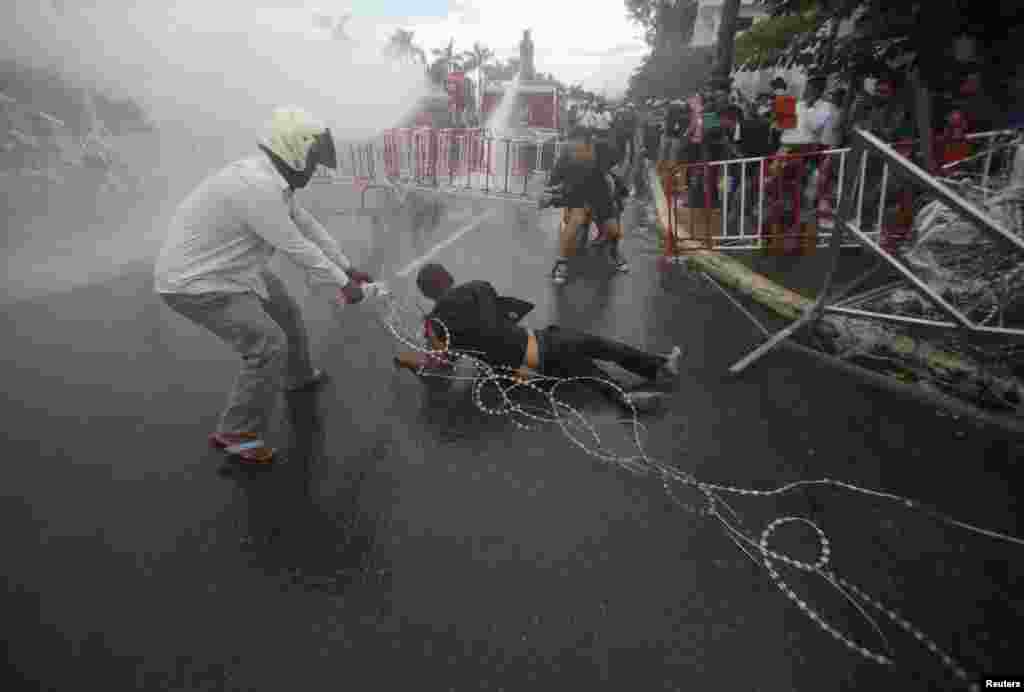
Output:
[519, 29, 535, 81]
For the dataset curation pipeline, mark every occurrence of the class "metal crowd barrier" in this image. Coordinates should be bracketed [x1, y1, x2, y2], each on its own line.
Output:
[661, 130, 1019, 257]
[382, 127, 566, 197]
[824, 128, 1024, 338]
[312, 129, 567, 204]
[721, 126, 1024, 374]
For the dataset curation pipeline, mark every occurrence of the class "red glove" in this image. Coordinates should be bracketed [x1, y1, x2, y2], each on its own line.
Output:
[345, 268, 374, 285]
[338, 281, 365, 305]
[394, 351, 452, 373]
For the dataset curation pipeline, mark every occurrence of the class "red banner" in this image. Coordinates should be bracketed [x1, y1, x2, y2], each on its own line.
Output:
[446, 72, 466, 113]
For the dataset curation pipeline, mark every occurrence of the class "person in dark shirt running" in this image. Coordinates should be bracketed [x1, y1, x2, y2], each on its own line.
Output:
[394, 263, 683, 411]
[546, 134, 630, 284]
[659, 101, 688, 162]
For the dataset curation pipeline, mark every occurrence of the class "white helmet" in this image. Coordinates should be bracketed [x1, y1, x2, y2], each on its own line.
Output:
[260, 106, 336, 173]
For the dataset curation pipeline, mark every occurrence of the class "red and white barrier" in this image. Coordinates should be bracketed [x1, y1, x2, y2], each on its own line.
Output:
[661, 129, 1019, 257]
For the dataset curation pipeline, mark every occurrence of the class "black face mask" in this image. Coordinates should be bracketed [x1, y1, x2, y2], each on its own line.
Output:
[260, 129, 337, 191]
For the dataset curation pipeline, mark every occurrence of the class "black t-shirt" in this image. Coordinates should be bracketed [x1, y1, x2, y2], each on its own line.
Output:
[665, 105, 687, 138]
[426, 281, 529, 369]
[739, 117, 775, 157]
[613, 112, 636, 137]
[549, 152, 617, 219]
[643, 121, 661, 153]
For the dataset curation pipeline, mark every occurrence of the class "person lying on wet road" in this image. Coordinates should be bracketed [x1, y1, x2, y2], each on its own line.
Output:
[394, 263, 684, 412]
[155, 106, 386, 466]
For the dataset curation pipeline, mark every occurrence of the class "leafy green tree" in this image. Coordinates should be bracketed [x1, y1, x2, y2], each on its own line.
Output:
[623, 0, 708, 105]
[712, 0, 743, 86]
[627, 44, 714, 104]
[626, 0, 699, 50]
[742, 0, 1024, 166]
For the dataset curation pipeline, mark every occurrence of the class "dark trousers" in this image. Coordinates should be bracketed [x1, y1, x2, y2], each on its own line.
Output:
[537, 325, 665, 381]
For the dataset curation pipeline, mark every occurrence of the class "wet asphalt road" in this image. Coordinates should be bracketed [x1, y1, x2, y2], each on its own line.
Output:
[2, 177, 1023, 692]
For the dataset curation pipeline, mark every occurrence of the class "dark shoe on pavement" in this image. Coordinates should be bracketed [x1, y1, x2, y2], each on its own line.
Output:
[621, 391, 669, 413]
[551, 261, 569, 285]
[286, 368, 330, 393]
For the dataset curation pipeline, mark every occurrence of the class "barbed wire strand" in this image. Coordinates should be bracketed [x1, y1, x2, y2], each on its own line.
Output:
[371, 288, 1021, 691]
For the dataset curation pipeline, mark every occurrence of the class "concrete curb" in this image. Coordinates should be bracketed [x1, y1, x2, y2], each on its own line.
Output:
[647, 164, 1024, 435]
[778, 337, 1024, 436]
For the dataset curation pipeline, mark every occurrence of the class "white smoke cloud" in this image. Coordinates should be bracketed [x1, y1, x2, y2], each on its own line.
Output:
[6, 2, 430, 140]
[3, 1, 432, 302]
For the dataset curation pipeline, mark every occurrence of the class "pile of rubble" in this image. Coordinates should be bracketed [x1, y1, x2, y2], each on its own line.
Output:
[865, 155, 1024, 330]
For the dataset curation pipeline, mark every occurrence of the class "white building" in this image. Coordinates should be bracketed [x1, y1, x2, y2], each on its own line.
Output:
[691, 0, 769, 48]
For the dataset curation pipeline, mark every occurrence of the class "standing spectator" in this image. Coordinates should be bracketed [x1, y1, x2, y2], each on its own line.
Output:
[578, 104, 596, 137]
[818, 88, 845, 148]
[629, 108, 653, 196]
[768, 78, 790, 150]
[777, 76, 829, 151]
[731, 102, 775, 159]
[719, 105, 745, 160]
[762, 76, 831, 250]
[950, 72, 1002, 134]
[593, 105, 613, 166]
[683, 92, 704, 161]
[612, 107, 636, 167]
[642, 108, 662, 164]
[854, 75, 913, 143]
[660, 100, 687, 163]
[1006, 65, 1024, 130]
[850, 76, 916, 236]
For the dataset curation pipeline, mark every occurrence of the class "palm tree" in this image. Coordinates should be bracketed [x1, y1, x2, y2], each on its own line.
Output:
[460, 42, 493, 116]
[460, 42, 494, 73]
[313, 12, 351, 41]
[429, 39, 463, 84]
[567, 83, 588, 102]
[386, 29, 426, 66]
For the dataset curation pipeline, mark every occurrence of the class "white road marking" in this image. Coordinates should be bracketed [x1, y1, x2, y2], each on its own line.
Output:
[394, 209, 497, 278]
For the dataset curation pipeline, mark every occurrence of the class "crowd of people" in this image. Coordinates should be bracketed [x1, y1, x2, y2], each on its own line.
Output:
[142, 62, 1021, 467]
[154, 106, 683, 465]
[551, 69, 1017, 253]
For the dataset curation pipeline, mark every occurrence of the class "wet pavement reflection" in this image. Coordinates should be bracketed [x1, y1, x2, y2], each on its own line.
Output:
[2, 182, 1022, 691]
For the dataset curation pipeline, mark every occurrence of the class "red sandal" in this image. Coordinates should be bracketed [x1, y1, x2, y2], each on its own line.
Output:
[209, 432, 276, 465]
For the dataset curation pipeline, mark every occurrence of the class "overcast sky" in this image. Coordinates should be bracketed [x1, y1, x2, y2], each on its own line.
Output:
[8, 0, 648, 129]
[271, 0, 649, 96]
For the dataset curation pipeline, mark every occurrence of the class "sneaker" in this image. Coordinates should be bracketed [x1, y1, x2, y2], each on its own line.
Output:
[286, 368, 330, 393]
[209, 432, 276, 466]
[612, 255, 630, 273]
[226, 440, 276, 465]
[621, 391, 669, 413]
[657, 346, 684, 381]
[551, 261, 569, 285]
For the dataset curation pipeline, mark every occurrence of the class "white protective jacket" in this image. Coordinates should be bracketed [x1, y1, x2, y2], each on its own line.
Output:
[155, 154, 352, 300]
